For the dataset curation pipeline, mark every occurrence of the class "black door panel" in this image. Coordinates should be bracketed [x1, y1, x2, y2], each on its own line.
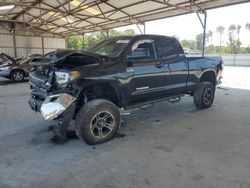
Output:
[125, 59, 165, 105]
[156, 37, 188, 95]
[164, 57, 188, 94]
[124, 38, 165, 105]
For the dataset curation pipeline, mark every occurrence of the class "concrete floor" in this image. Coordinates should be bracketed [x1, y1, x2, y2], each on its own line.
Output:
[0, 66, 250, 188]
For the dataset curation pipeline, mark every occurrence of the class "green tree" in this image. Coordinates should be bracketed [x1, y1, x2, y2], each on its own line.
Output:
[206, 30, 214, 54]
[195, 33, 209, 52]
[122, 29, 136, 36]
[208, 30, 213, 45]
[246, 23, 250, 31]
[246, 47, 250, 53]
[196, 33, 203, 51]
[236, 25, 241, 39]
[66, 35, 83, 49]
[216, 25, 225, 54]
[246, 23, 250, 46]
[228, 24, 241, 54]
[180, 39, 196, 50]
[67, 29, 136, 49]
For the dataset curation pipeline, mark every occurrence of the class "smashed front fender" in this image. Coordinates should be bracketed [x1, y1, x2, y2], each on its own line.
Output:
[40, 93, 76, 121]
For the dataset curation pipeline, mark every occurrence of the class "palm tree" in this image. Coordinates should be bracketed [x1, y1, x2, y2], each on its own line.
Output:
[216, 25, 225, 54]
[208, 30, 213, 45]
[236, 25, 241, 40]
[246, 23, 250, 46]
[228, 24, 237, 54]
[229, 24, 236, 35]
[246, 23, 250, 32]
[229, 24, 236, 42]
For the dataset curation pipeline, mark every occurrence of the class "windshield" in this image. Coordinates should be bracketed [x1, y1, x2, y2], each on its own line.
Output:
[86, 38, 131, 57]
[0, 54, 13, 65]
[18, 57, 31, 65]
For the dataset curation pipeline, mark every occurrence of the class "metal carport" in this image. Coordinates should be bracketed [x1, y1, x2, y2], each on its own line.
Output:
[0, 0, 249, 57]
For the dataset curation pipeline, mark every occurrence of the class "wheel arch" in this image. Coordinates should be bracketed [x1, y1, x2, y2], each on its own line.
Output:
[77, 81, 125, 108]
[200, 70, 217, 86]
[10, 68, 26, 76]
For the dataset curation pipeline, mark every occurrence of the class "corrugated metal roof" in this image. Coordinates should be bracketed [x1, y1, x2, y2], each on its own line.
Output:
[0, 0, 248, 37]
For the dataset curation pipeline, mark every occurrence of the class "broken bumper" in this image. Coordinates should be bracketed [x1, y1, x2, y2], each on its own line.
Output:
[217, 75, 223, 85]
[29, 93, 76, 121]
[29, 97, 43, 112]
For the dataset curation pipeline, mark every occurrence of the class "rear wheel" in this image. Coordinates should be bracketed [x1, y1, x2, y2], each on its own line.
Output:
[193, 82, 215, 109]
[75, 99, 120, 145]
[11, 70, 24, 81]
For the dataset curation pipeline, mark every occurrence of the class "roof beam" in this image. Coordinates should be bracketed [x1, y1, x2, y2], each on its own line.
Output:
[151, 0, 203, 13]
[49, 0, 149, 33]
[1, 0, 249, 36]
[12, 0, 43, 20]
[0, 20, 64, 37]
[38, 2, 107, 33]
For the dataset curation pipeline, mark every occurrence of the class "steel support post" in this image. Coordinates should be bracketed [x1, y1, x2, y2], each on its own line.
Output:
[136, 24, 143, 34]
[143, 22, 146, 34]
[196, 11, 207, 57]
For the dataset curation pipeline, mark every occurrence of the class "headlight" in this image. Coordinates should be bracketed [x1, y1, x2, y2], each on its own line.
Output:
[55, 71, 79, 85]
[0, 67, 10, 71]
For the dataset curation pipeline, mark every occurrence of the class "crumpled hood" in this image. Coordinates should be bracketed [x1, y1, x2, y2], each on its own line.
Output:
[30, 49, 104, 66]
[0, 62, 12, 68]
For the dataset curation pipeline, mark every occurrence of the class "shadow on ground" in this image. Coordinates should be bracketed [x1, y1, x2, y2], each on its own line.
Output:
[0, 79, 28, 86]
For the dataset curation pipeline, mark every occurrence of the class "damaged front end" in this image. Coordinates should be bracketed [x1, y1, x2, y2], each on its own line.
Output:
[41, 93, 77, 139]
[29, 92, 77, 138]
[28, 49, 102, 140]
[40, 93, 76, 121]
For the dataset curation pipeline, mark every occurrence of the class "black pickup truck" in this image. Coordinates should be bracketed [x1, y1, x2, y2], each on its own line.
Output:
[29, 35, 223, 145]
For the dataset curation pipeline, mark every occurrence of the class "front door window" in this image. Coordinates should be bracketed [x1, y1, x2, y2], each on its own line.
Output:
[127, 39, 156, 60]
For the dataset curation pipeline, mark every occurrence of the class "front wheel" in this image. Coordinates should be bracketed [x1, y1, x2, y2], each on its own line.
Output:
[193, 82, 215, 109]
[11, 70, 24, 81]
[75, 99, 120, 145]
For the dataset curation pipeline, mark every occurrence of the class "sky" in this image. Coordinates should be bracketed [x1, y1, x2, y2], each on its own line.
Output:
[115, 2, 250, 47]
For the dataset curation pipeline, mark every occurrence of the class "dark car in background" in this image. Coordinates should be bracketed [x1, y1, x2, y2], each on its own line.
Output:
[0, 53, 41, 81]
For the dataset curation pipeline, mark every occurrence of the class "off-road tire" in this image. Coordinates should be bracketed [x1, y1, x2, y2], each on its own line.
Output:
[193, 82, 215, 109]
[76, 99, 120, 145]
[11, 70, 24, 81]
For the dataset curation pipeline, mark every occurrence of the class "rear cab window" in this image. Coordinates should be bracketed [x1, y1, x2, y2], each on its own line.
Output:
[156, 37, 178, 59]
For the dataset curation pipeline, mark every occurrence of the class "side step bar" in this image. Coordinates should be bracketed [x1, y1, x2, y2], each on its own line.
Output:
[126, 94, 184, 110]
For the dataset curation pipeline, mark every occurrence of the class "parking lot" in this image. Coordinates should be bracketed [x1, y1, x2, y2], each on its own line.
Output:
[0, 66, 250, 188]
